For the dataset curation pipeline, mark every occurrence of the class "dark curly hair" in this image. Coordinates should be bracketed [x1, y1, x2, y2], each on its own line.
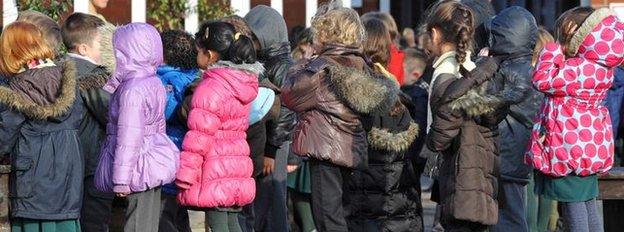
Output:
[161, 29, 198, 70]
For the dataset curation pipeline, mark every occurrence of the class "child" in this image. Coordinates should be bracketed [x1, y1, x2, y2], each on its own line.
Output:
[94, 23, 180, 232]
[16, 11, 63, 57]
[61, 12, 116, 232]
[424, 1, 504, 231]
[157, 29, 199, 232]
[344, 16, 422, 232]
[281, 2, 397, 231]
[286, 27, 316, 232]
[528, 7, 624, 232]
[175, 21, 260, 232]
[401, 48, 429, 175]
[0, 21, 84, 232]
[361, 11, 405, 85]
[245, 6, 297, 231]
[485, 7, 539, 232]
[526, 27, 559, 232]
[361, 18, 394, 79]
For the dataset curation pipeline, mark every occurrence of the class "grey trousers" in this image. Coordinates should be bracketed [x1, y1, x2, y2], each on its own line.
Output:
[562, 199, 603, 232]
[125, 187, 162, 232]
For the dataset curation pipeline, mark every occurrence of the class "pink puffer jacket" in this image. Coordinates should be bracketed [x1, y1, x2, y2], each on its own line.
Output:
[176, 61, 261, 208]
[527, 9, 624, 177]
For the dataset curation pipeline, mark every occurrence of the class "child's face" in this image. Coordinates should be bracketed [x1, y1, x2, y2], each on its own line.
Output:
[91, 0, 109, 9]
[79, 33, 102, 64]
[403, 66, 423, 86]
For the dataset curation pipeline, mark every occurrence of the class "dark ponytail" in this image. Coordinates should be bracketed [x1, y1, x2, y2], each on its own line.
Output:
[195, 21, 257, 64]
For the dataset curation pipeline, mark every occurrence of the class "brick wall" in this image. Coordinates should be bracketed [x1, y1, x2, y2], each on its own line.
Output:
[99, 0, 132, 25]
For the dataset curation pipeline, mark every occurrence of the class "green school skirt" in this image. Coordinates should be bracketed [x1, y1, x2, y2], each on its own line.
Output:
[535, 172, 598, 203]
[11, 219, 80, 232]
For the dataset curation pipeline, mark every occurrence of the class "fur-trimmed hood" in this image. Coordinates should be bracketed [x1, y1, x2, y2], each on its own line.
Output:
[570, 8, 624, 67]
[325, 64, 399, 114]
[448, 86, 502, 117]
[98, 22, 117, 73]
[0, 61, 77, 120]
[368, 122, 419, 152]
[208, 61, 265, 76]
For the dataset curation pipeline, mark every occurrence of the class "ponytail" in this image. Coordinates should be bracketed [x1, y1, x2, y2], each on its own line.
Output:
[227, 33, 257, 64]
[424, 0, 475, 76]
[195, 21, 257, 64]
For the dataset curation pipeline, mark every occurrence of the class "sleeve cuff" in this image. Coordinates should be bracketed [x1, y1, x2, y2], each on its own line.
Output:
[113, 185, 131, 193]
[264, 144, 279, 158]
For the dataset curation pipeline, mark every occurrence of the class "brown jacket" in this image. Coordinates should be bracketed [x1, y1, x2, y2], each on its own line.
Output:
[426, 64, 504, 226]
[281, 45, 398, 168]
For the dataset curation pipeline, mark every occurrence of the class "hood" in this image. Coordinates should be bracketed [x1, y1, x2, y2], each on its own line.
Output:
[104, 23, 163, 93]
[325, 64, 399, 115]
[98, 22, 117, 73]
[244, 5, 289, 54]
[572, 8, 624, 68]
[488, 6, 537, 57]
[205, 61, 263, 104]
[368, 122, 419, 152]
[462, 0, 495, 51]
[0, 61, 76, 120]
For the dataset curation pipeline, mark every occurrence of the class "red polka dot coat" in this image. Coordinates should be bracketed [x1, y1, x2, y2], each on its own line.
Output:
[527, 9, 624, 177]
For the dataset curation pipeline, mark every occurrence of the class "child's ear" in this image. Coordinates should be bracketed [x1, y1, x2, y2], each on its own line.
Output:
[77, 44, 88, 56]
[412, 71, 422, 79]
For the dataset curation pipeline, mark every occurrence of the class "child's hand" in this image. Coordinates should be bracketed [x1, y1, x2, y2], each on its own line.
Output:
[263, 157, 275, 176]
[287, 165, 299, 173]
[116, 192, 130, 198]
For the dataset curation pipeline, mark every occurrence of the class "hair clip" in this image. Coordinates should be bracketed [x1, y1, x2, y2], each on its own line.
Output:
[204, 27, 210, 39]
[234, 32, 241, 41]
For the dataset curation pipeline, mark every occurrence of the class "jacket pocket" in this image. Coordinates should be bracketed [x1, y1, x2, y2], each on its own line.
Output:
[10, 156, 34, 198]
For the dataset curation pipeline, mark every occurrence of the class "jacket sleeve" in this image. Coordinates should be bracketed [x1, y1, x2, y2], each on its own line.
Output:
[112, 89, 145, 193]
[82, 88, 111, 127]
[281, 64, 319, 114]
[533, 42, 577, 95]
[426, 76, 463, 153]
[176, 79, 221, 189]
[0, 107, 25, 155]
[440, 57, 499, 104]
[264, 59, 297, 158]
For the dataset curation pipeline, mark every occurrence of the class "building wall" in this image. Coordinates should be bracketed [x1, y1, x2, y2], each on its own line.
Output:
[99, 0, 132, 25]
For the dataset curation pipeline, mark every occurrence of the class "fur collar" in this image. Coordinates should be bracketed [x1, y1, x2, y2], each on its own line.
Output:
[209, 61, 265, 75]
[326, 64, 399, 114]
[78, 69, 111, 91]
[569, 8, 615, 57]
[0, 61, 77, 120]
[368, 122, 419, 152]
[448, 87, 502, 117]
[99, 22, 117, 73]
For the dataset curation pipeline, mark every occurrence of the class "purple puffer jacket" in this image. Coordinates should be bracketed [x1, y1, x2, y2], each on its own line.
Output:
[95, 23, 180, 193]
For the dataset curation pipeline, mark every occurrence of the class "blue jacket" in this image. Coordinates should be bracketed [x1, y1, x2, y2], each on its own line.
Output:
[606, 66, 624, 139]
[157, 65, 199, 195]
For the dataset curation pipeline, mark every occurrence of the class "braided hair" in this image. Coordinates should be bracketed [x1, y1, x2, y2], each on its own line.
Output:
[424, 0, 475, 77]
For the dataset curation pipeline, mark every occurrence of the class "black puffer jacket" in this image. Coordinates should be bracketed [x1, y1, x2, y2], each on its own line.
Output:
[488, 6, 541, 183]
[345, 98, 422, 232]
[245, 6, 297, 161]
[0, 61, 85, 220]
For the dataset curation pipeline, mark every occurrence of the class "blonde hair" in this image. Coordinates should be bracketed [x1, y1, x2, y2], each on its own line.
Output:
[532, 27, 554, 66]
[0, 22, 54, 75]
[311, 1, 365, 47]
